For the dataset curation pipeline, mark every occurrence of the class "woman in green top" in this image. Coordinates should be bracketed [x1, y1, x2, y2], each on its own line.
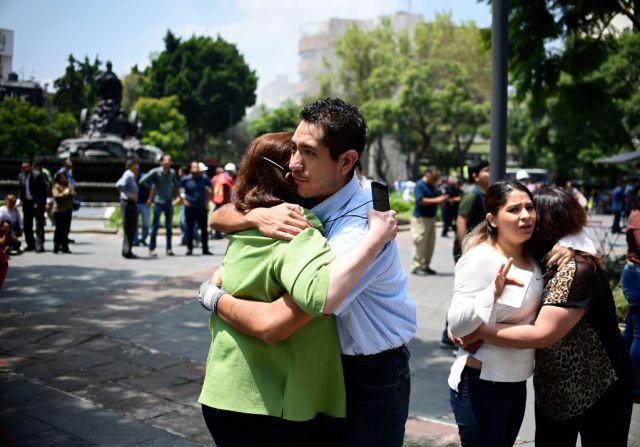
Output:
[198, 132, 396, 447]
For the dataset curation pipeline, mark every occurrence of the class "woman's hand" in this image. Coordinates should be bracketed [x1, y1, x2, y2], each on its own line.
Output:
[367, 209, 398, 245]
[460, 326, 484, 347]
[247, 203, 312, 241]
[493, 258, 524, 301]
[545, 244, 574, 269]
[448, 326, 483, 350]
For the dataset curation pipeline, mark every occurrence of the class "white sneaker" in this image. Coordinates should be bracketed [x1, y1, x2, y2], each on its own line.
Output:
[149, 249, 157, 257]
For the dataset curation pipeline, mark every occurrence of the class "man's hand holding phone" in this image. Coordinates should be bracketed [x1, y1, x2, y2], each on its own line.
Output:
[371, 181, 390, 212]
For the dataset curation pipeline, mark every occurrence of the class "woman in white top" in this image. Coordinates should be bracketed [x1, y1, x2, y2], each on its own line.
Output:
[447, 180, 543, 447]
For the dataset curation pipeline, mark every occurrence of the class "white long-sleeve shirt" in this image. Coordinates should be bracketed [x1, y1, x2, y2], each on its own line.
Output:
[447, 242, 543, 390]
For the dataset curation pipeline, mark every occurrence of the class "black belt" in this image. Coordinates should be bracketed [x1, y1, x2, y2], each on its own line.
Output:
[342, 345, 408, 364]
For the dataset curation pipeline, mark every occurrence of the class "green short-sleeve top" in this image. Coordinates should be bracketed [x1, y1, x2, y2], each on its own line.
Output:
[198, 210, 345, 421]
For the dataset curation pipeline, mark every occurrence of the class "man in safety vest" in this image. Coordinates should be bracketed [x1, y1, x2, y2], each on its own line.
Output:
[210, 163, 236, 239]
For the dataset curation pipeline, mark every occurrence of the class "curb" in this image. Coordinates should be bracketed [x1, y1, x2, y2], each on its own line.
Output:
[404, 416, 459, 447]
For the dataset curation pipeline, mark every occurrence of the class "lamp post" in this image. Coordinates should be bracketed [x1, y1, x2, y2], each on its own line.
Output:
[490, 0, 508, 183]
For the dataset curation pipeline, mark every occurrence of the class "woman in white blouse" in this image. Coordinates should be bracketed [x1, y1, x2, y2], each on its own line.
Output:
[447, 180, 543, 447]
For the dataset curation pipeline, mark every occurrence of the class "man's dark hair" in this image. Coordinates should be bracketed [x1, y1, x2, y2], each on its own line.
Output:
[423, 166, 439, 177]
[126, 159, 139, 169]
[299, 97, 368, 160]
[467, 160, 489, 184]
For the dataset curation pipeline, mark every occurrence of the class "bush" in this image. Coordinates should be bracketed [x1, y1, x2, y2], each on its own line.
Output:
[108, 204, 183, 229]
[613, 282, 629, 324]
[390, 192, 413, 223]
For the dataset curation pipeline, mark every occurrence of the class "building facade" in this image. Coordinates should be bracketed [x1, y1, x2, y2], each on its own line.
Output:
[296, 12, 423, 101]
[0, 28, 14, 81]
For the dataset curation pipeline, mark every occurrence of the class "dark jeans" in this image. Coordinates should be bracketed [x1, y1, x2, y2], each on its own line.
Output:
[534, 377, 632, 446]
[441, 204, 457, 236]
[340, 345, 411, 447]
[622, 263, 640, 397]
[450, 366, 526, 447]
[121, 200, 137, 256]
[23, 199, 45, 250]
[201, 405, 341, 447]
[0, 246, 7, 290]
[212, 202, 225, 239]
[612, 211, 622, 233]
[53, 209, 72, 250]
[185, 206, 208, 252]
[149, 201, 174, 251]
[133, 202, 149, 244]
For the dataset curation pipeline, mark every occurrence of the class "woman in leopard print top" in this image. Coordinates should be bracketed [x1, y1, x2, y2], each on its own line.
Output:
[465, 187, 633, 446]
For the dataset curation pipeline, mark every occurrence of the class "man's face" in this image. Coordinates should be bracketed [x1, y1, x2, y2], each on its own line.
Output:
[474, 166, 490, 190]
[21, 163, 31, 175]
[426, 170, 439, 185]
[161, 155, 171, 170]
[131, 163, 140, 175]
[6, 197, 16, 209]
[190, 162, 200, 176]
[65, 159, 73, 170]
[290, 121, 347, 201]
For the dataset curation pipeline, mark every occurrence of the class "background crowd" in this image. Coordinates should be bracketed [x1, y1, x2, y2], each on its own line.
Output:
[1, 139, 639, 445]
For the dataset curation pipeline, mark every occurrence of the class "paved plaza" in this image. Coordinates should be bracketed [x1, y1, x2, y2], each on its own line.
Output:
[0, 212, 638, 446]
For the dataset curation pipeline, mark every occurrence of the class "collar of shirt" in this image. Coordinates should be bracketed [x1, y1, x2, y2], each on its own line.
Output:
[312, 174, 369, 236]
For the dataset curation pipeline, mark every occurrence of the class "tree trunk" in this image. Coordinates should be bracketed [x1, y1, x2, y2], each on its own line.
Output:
[373, 136, 389, 184]
[193, 132, 206, 162]
[411, 131, 430, 180]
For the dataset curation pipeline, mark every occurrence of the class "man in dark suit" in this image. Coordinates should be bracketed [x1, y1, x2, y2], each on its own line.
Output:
[18, 160, 48, 252]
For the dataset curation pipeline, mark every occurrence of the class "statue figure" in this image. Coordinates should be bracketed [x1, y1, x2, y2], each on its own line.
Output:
[95, 61, 123, 105]
[57, 62, 162, 161]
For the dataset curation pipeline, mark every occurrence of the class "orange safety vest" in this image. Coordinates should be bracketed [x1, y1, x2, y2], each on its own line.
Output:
[212, 173, 234, 205]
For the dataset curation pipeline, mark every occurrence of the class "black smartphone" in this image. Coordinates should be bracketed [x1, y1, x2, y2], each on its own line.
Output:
[371, 181, 390, 212]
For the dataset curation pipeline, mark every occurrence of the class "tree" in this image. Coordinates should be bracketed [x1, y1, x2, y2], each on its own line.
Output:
[53, 55, 102, 121]
[146, 31, 258, 160]
[248, 101, 300, 138]
[0, 98, 75, 159]
[485, 0, 640, 179]
[319, 21, 410, 182]
[49, 111, 78, 148]
[121, 65, 148, 113]
[320, 14, 491, 180]
[132, 96, 187, 160]
[599, 31, 640, 143]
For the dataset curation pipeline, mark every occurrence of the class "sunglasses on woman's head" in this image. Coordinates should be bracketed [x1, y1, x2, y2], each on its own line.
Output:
[261, 156, 288, 172]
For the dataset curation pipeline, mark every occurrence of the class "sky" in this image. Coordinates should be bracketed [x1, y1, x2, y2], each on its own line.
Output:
[0, 0, 491, 102]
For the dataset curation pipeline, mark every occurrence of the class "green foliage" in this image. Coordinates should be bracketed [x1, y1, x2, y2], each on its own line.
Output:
[390, 194, 411, 212]
[489, 0, 640, 180]
[146, 31, 258, 159]
[121, 65, 149, 112]
[320, 14, 491, 181]
[49, 111, 78, 145]
[108, 203, 182, 229]
[599, 31, 640, 142]
[612, 280, 629, 323]
[53, 54, 102, 121]
[248, 101, 300, 138]
[0, 98, 75, 159]
[133, 96, 187, 159]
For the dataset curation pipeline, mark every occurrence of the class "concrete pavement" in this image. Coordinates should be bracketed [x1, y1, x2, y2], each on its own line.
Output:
[0, 212, 638, 446]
